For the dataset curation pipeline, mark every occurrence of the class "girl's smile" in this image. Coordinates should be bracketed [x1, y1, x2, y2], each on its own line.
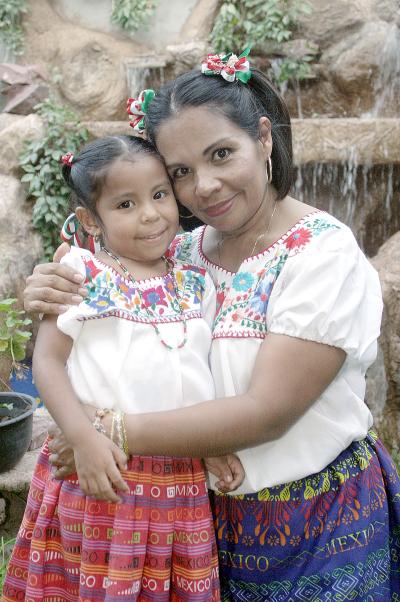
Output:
[79, 155, 179, 269]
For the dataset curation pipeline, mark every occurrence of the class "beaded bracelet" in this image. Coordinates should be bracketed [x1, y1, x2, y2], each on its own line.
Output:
[92, 408, 113, 436]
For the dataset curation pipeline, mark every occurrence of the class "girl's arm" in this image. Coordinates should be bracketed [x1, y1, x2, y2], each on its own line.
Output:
[120, 333, 345, 457]
[33, 316, 129, 501]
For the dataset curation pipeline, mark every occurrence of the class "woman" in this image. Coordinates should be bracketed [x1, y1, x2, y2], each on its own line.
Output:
[22, 51, 400, 600]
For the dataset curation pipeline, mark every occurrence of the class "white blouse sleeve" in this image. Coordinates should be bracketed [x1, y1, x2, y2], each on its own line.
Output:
[57, 247, 92, 340]
[266, 225, 383, 367]
[202, 271, 217, 331]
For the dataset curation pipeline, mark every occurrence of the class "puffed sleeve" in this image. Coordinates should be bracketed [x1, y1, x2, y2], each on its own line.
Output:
[266, 225, 383, 367]
[56, 247, 93, 340]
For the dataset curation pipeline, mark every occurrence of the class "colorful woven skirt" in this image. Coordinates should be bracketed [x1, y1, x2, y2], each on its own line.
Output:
[210, 432, 400, 601]
[3, 443, 220, 602]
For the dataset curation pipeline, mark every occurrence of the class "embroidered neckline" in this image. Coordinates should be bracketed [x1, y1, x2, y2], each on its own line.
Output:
[88, 254, 175, 287]
[198, 210, 323, 276]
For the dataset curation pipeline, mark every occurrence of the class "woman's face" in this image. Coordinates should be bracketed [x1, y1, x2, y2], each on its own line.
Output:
[155, 106, 272, 233]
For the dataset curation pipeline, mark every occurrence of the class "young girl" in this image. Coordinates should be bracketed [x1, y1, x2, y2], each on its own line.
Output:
[4, 135, 244, 602]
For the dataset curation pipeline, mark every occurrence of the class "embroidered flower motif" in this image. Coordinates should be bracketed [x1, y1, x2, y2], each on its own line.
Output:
[165, 276, 177, 298]
[341, 512, 353, 525]
[85, 259, 103, 280]
[289, 535, 301, 546]
[216, 290, 226, 314]
[266, 534, 280, 546]
[232, 272, 255, 292]
[93, 294, 112, 309]
[141, 285, 168, 308]
[285, 227, 312, 250]
[242, 535, 254, 547]
[250, 277, 273, 314]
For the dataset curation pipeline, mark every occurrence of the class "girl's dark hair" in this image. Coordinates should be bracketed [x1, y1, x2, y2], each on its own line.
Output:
[146, 68, 293, 199]
[61, 135, 160, 215]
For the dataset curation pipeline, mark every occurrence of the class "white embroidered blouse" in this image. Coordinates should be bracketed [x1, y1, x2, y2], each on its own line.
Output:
[57, 248, 216, 415]
[169, 211, 383, 494]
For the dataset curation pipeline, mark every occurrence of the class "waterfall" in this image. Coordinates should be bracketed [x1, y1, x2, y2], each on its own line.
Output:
[124, 55, 167, 97]
[362, 24, 400, 118]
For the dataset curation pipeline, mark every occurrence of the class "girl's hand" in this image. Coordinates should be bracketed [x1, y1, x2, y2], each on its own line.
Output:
[73, 430, 129, 503]
[204, 454, 245, 493]
[24, 243, 87, 315]
[48, 425, 76, 477]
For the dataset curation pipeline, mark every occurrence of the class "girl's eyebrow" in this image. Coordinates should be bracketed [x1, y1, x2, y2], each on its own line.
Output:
[107, 180, 171, 201]
[165, 137, 234, 169]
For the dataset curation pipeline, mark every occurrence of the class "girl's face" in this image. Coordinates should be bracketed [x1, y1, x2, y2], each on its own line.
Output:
[155, 106, 272, 233]
[82, 155, 179, 263]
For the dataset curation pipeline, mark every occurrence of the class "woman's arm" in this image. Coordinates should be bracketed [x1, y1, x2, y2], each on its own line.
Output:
[121, 333, 345, 457]
[33, 316, 128, 501]
[24, 243, 87, 315]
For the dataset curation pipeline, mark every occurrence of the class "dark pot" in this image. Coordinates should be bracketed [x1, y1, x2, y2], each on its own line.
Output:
[0, 392, 36, 473]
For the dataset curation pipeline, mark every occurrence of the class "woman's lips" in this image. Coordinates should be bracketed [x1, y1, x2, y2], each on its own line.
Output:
[204, 198, 234, 217]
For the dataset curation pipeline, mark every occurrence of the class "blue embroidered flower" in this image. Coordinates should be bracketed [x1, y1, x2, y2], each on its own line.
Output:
[250, 277, 273, 314]
[232, 272, 255, 292]
[87, 293, 113, 311]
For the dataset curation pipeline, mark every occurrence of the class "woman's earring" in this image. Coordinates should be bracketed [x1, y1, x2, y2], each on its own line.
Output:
[266, 156, 272, 184]
[94, 231, 102, 243]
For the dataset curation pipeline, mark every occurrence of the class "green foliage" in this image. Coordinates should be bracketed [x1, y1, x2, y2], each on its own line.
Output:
[0, 0, 27, 55]
[211, 0, 313, 84]
[0, 298, 31, 365]
[19, 98, 89, 261]
[274, 53, 313, 84]
[0, 537, 16, 590]
[111, 0, 159, 34]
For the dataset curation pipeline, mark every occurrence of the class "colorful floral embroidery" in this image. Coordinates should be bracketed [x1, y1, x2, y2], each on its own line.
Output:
[169, 214, 341, 340]
[81, 257, 206, 324]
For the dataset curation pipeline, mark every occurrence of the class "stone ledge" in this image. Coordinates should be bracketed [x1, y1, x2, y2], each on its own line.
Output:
[0, 449, 40, 493]
[79, 118, 400, 166]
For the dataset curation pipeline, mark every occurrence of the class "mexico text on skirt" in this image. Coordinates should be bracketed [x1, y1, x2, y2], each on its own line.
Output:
[3, 442, 220, 602]
[211, 431, 400, 601]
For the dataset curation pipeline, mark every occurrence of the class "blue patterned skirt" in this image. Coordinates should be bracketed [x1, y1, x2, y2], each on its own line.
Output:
[210, 432, 400, 601]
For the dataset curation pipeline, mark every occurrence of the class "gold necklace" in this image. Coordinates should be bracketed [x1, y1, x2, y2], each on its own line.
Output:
[217, 199, 278, 265]
[101, 247, 188, 350]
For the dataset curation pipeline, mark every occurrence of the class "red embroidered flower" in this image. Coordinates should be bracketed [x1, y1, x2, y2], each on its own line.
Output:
[142, 286, 167, 308]
[216, 290, 225, 313]
[285, 227, 312, 249]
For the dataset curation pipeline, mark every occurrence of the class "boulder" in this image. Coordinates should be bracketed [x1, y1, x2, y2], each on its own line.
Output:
[370, 231, 400, 454]
[0, 175, 42, 299]
[324, 21, 400, 116]
[296, 0, 365, 50]
[0, 114, 44, 176]
[21, 0, 149, 120]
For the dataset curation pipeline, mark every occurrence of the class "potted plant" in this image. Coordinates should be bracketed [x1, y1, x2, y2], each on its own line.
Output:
[0, 298, 36, 472]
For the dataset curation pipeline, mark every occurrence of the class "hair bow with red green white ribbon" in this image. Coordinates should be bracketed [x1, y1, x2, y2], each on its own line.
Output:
[201, 47, 252, 83]
[127, 89, 156, 133]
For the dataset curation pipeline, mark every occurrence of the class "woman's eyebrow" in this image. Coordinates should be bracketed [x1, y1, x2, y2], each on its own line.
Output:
[166, 138, 234, 169]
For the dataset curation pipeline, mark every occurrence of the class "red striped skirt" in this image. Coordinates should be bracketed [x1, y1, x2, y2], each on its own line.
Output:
[3, 442, 220, 602]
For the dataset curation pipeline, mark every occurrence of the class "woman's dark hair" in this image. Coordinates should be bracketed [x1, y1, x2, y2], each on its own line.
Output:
[61, 135, 160, 215]
[146, 68, 293, 200]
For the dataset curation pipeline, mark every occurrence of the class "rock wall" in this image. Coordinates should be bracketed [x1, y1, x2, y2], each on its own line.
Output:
[285, 0, 400, 117]
[369, 232, 400, 456]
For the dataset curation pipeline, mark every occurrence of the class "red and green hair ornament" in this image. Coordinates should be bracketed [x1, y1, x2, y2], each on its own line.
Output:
[127, 89, 156, 133]
[61, 151, 74, 165]
[60, 213, 99, 253]
[201, 47, 252, 83]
